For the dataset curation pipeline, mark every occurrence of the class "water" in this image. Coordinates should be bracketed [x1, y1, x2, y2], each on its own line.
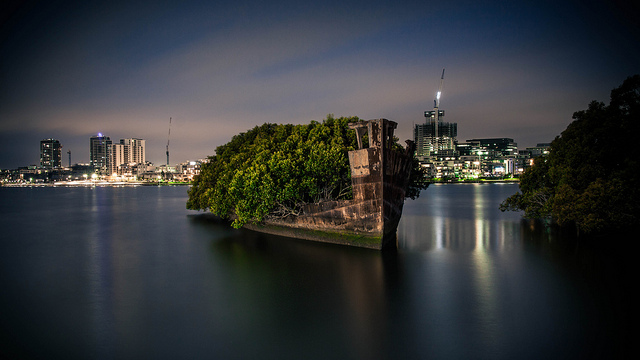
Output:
[0, 184, 631, 359]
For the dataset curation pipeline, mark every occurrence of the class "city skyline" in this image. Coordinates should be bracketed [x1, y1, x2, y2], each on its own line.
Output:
[1, 0, 639, 169]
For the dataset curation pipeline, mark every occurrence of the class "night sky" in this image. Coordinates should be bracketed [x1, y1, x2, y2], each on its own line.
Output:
[1, 0, 638, 169]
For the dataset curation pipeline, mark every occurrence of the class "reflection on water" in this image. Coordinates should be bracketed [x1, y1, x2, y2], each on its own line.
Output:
[399, 183, 524, 252]
[396, 183, 629, 359]
[0, 185, 631, 359]
[204, 229, 390, 359]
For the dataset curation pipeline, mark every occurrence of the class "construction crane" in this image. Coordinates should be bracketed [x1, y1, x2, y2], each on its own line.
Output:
[434, 68, 445, 109]
[433, 68, 445, 152]
[68, 150, 71, 167]
[166, 117, 172, 167]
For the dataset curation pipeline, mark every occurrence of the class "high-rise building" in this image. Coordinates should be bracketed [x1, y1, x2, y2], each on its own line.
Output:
[414, 114, 458, 158]
[90, 133, 112, 173]
[108, 138, 146, 175]
[415, 69, 457, 160]
[40, 139, 62, 168]
[119, 138, 145, 164]
[109, 143, 126, 175]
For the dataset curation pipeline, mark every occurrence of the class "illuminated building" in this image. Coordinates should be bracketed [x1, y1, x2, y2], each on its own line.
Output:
[119, 138, 146, 165]
[460, 138, 518, 159]
[414, 69, 458, 159]
[108, 138, 146, 175]
[414, 115, 458, 158]
[457, 138, 518, 176]
[40, 138, 62, 168]
[90, 133, 112, 173]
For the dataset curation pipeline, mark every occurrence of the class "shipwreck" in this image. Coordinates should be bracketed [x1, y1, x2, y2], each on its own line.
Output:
[244, 118, 415, 250]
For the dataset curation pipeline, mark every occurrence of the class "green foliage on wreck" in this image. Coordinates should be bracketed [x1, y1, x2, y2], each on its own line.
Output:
[187, 115, 428, 228]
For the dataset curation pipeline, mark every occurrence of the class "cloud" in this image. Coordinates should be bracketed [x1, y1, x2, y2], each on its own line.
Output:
[1, 0, 638, 168]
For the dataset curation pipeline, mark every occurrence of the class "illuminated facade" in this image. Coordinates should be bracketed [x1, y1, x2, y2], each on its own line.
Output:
[90, 133, 112, 172]
[109, 143, 125, 175]
[119, 138, 146, 165]
[456, 138, 519, 177]
[107, 138, 146, 176]
[414, 121, 458, 157]
[40, 138, 62, 168]
[414, 110, 458, 159]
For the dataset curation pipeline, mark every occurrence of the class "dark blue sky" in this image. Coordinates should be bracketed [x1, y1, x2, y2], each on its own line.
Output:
[1, 0, 638, 168]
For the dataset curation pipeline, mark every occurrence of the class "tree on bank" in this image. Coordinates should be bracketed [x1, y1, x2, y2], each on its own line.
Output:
[187, 115, 429, 228]
[500, 75, 640, 235]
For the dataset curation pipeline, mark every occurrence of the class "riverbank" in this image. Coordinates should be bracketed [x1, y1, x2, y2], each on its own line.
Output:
[429, 178, 520, 184]
[1, 180, 191, 187]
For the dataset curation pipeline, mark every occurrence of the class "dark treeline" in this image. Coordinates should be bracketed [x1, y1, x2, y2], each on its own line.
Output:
[501, 75, 640, 235]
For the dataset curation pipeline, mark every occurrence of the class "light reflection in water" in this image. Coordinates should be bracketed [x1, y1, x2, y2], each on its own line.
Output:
[88, 188, 116, 359]
[471, 183, 500, 352]
[399, 183, 524, 252]
[398, 183, 531, 357]
[1, 184, 629, 359]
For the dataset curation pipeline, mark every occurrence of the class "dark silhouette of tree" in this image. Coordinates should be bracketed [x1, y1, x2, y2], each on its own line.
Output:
[501, 75, 640, 234]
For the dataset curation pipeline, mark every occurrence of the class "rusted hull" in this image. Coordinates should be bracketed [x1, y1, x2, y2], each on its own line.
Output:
[245, 119, 414, 250]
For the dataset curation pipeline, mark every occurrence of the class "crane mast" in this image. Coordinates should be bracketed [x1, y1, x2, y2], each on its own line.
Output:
[433, 68, 445, 153]
[435, 68, 445, 109]
[166, 117, 171, 167]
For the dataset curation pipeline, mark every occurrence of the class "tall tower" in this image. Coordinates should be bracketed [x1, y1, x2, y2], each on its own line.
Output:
[90, 133, 112, 173]
[414, 69, 458, 159]
[40, 139, 62, 168]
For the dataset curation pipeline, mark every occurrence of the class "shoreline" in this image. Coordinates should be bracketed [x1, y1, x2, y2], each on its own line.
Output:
[2, 179, 520, 187]
[1, 180, 191, 187]
[429, 178, 520, 184]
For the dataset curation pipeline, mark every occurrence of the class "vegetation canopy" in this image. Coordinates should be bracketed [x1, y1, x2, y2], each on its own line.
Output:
[500, 75, 640, 235]
[188, 115, 428, 228]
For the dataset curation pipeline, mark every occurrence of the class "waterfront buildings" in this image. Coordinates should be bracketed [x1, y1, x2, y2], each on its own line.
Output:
[121, 138, 146, 165]
[457, 138, 519, 176]
[88, 133, 147, 176]
[411, 70, 548, 180]
[2, 134, 203, 184]
[413, 111, 548, 179]
[108, 138, 146, 175]
[415, 137, 550, 179]
[90, 133, 112, 173]
[415, 110, 458, 160]
[462, 138, 518, 158]
[174, 160, 202, 182]
[40, 139, 62, 168]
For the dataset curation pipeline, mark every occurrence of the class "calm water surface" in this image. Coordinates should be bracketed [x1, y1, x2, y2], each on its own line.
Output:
[0, 184, 631, 359]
